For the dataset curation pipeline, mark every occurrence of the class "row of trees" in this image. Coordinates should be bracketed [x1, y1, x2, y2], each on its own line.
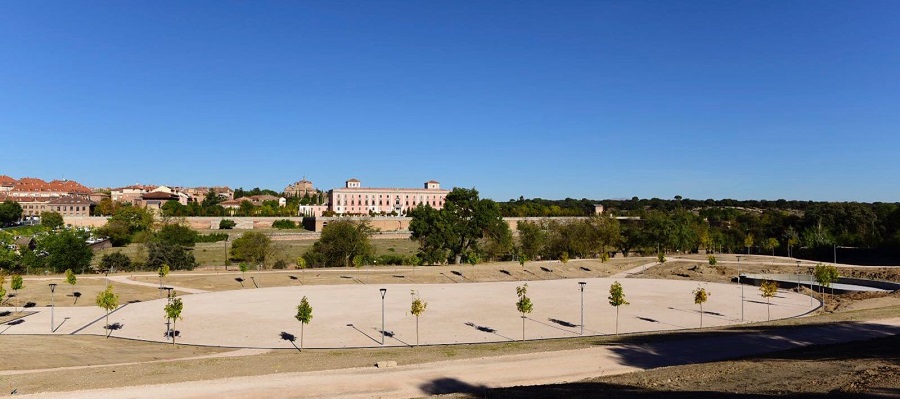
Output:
[502, 197, 900, 256]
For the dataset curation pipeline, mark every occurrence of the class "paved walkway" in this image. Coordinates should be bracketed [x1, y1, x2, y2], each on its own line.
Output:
[1, 277, 817, 348]
[16, 317, 900, 399]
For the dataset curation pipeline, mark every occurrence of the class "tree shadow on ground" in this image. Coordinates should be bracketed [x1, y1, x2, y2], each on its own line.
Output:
[73, 292, 81, 304]
[0, 311, 10, 317]
[548, 318, 578, 328]
[280, 331, 300, 351]
[234, 278, 244, 288]
[23, 302, 36, 308]
[580, 266, 591, 271]
[499, 270, 512, 276]
[422, 377, 895, 399]
[464, 322, 515, 341]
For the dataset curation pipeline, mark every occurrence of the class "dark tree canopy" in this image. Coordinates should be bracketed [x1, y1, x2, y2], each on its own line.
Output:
[35, 229, 94, 273]
[40, 211, 65, 229]
[229, 231, 271, 265]
[409, 187, 509, 264]
[0, 200, 23, 226]
[303, 219, 374, 267]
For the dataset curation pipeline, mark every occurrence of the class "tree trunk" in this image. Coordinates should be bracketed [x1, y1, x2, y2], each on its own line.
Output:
[767, 298, 771, 321]
[416, 316, 420, 346]
[521, 315, 526, 341]
[300, 323, 304, 352]
[615, 306, 619, 335]
[105, 312, 110, 338]
[699, 304, 703, 328]
[172, 319, 176, 346]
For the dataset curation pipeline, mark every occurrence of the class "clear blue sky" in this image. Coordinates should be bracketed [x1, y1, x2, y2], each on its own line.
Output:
[2, 1, 898, 202]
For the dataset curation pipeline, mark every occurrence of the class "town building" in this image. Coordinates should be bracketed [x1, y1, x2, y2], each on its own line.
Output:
[284, 178, 315, 198]
[327, 179, 449, 215]
[183, 186, 235, 201]
[220, 195, 287, 214]
[0, 176, 94, 219]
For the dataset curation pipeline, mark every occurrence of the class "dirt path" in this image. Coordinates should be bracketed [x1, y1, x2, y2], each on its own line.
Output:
[0, 348, 268, 376]
[108, 275, 209, 294]
[17, 317, 900, 399]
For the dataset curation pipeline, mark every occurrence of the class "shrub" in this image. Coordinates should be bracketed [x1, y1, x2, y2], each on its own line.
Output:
[273, 259, 288, 269]
[219, 219, 236, 230]
[272, 219, 298, 229]
[197, 233, 228, 243]
[708, 255, 717, 265]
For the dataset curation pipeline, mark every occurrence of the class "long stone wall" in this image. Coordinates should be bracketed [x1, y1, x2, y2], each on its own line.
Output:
[64, 215, 609, 233]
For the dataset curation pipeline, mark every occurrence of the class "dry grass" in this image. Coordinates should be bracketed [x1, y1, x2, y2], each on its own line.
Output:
[128, 257, 648, 292]
[7, 275, 161, 308]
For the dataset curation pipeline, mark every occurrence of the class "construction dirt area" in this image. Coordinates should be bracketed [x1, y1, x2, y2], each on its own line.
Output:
[0, 254, 898, 398]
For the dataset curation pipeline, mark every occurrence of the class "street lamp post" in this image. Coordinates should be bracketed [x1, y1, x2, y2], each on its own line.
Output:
[736, 255, 744, 321]
[579, 282, 586, 335]
[379, 288, 387, 345]
[48, 283, 57, 332]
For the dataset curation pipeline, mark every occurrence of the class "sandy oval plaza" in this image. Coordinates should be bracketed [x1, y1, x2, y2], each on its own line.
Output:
[2, 275, 816, 348]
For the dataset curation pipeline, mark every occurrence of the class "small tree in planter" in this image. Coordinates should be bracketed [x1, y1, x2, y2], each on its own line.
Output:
[693, 287, 710, 328]
[410, 290, 427, 346]
[759, 280, 778, 321]
[515, 284, 533, 341]
[608, 281, 629, 334]
[164, 293, 184, 346]
[65, 268, 77, 295]
[157, 263, 170, 296]
[95, 285, 119, 338]
[11, 274, 23, 312]
[295, 296, 313, 351]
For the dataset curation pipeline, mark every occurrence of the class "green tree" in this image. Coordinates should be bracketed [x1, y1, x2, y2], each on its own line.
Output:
[294, 296, 313, 351]
[516, 221, 546, 261]
[101, 205, 154, 246]
[65, 268, 77, 297]
[466, 251, 479, 281]
[518, 251, 528, 269]
[409, 187, 509, 264]
[295, 257, 307, 276]
[164, 293, 184, 346]
[99, 252, 132, 273]
[0, 200, 23, 225]
[764, 237, 779, 256]
[11, 274, 23, 312]
[41, 211, 64, 229]
[608, 281, 629, 334]
[230, 232, 272, 266]
[146, 241, 196, 271]
[560, 251, 569, 265]
[744, 233, 754, 254]
[657, 253, 666, 263]
[693, 287, 710, 328]
[814, 263, 839, 308]
[410, 290, 427, 346]
[219, 219, 236, 229]
[0, 285, 5, 308]
[157, 263, 170, 292]
[708, 255, 717, 266]
[35, 229, 94, 273]
[95, 285, 119, 337]
[759, 280, 778, 321]
[156, 223, 198, 247]
[303, 220, 374, 268]
[515, 284, 533, 341]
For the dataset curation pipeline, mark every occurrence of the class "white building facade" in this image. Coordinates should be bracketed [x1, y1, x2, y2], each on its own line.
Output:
[327, 179, 449, 215]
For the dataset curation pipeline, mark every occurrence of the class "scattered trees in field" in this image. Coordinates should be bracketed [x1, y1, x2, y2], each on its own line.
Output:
[608, 281, 629, 334]
[814, 263, 840, 308]
[295, 296, 313, 351]
[229, 232, 272, 267]
[96, 285, 119, 337]
[302, 220, 373, 268]
[410, 290, 427, 346]
[759, 280, 778, 320]
[515, 284, 533, 340]
[164, 293, 184, 346]
[693, 287, 710, 328]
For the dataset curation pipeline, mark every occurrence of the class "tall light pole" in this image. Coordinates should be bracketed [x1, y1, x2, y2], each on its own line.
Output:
[736, 255, 744, 321]
[579, 282, 586, 335]
[48, 283, 57, 332]
[379, 288, 387, 345]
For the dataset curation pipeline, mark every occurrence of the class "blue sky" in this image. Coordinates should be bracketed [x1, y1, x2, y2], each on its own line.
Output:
[1, 1, 898, 202]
